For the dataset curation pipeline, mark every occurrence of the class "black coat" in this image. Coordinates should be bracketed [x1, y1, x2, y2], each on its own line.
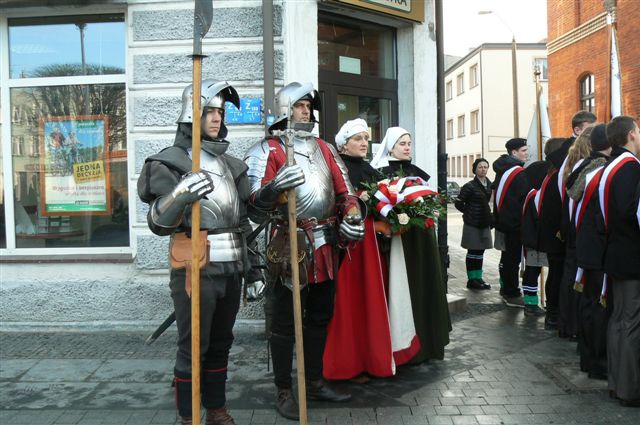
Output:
[492, 154, 531, 232]
[602, 146, 640, 280]
[379, 160, 431, 183]
[340, 154, 381, 190]
[454, 176, 492, 228]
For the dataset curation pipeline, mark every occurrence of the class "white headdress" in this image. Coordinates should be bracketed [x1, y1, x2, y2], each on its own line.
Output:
[370, 126, 410, 169]
[334, 118, 369, 149]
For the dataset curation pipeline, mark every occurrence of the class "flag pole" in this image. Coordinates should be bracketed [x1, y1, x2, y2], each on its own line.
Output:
[190, 2, 213, 424]
[534, 66, 545, 308]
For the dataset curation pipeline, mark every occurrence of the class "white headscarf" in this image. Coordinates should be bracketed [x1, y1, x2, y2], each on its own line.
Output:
[370, 126, 410, 169]
[334, 118, 369, 149]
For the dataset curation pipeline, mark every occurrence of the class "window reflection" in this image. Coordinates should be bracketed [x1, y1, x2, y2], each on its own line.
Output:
[9, 15, 125, 79]
[11, 84, 129, 248]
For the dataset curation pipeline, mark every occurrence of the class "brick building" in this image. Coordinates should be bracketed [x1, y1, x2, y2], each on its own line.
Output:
[547, 0, 640, 135]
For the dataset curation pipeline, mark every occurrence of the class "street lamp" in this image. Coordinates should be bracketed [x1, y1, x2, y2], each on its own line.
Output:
[478, 10, 519, 137]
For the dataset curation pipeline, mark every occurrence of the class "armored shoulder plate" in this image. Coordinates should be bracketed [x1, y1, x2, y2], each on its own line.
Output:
[244, 139, 276, 195]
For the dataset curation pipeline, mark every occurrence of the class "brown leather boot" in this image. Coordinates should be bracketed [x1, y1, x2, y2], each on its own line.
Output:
[180, 417, 192, 425]
[275, 387, 299, 420]
[205, 406, 236, 425]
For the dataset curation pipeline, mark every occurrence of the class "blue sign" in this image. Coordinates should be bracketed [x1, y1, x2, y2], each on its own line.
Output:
[225, 98, 262, 124]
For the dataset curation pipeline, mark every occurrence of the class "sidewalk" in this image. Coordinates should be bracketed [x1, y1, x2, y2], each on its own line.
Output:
[2, 207, 639, 424]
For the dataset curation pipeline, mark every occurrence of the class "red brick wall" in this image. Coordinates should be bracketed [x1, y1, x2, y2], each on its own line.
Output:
[548, 0, 640, 136]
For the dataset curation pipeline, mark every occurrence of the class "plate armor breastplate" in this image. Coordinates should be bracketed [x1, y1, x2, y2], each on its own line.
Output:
[186, 150, 242, 262]
[278, 136, 336, 221]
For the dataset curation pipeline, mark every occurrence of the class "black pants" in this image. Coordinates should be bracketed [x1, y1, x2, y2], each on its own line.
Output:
[499, 231, 522, 297]
[270, 279, 336, 389]
[170, 266, 242, 417]
[577, 269, 610, 375]
[545, 252, 565, 318]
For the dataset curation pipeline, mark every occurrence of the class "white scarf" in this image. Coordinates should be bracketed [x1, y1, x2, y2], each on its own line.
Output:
[370, 126, 410, 169]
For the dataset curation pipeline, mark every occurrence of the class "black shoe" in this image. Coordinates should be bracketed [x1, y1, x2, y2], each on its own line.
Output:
[275, 388, 299, 420]
[502, 295, 525, 308]
[544, 313, 558, 330]
[478, 279, 492, 290]
[306, 379, 352, 402]
[524, 304, 546, 317]
[619, 398, 640, 407]
[466, 279, 485, 290]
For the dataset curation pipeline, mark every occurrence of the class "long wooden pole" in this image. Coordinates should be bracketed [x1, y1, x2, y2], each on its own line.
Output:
[190, 57, 203, 425]
[285, 133, 308, 425]
[534, 69, 545, 308]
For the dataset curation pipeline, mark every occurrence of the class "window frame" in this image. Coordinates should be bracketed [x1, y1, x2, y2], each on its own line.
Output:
[0, 7, 130, 257]
[579, 73, 595, 113]
[457, 114, 466, 137]
[446, 119, 454, 140]
[456, 72, 464, 95]
[533, 57, 548, 81]
[470, 109, 479, 134]
[469, 64, 479, 88]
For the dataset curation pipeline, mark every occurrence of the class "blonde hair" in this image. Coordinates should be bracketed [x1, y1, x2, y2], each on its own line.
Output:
[564, 125, 594, 182]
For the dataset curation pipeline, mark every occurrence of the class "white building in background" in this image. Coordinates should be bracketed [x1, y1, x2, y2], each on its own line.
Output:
[445, 42, 547, 185]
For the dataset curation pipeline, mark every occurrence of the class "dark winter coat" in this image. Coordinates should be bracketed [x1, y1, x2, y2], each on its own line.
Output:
[379, 160, 431, 183]
[492, 154, 531, 232]
[601, 146, 640, 280]
[454, 176, 492, 228]
[340, 154, 382, 190]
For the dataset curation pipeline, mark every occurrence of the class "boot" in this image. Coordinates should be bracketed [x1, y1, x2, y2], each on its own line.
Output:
[180, 418, 193, 425]
[205, 406, 236, 425]
[275, 387, 299, 420]
[306, 378, 352, 402]
[202, 369, 227, 416]
[174, 371, 193, 420]
[524, 304, 546, 317]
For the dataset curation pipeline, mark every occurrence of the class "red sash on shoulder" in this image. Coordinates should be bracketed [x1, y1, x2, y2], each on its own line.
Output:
[495, 166, 524, 212]
[522, 189, 537, 216]
[575, 167, 604, 231]
[598, 152, 640, 230]
[534, 169, 557, 215]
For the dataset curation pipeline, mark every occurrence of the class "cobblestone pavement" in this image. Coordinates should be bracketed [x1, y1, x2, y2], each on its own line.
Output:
[2, 207, 639, 424]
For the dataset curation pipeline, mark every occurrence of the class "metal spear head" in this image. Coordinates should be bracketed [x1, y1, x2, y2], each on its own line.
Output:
[193, 0, 213, 56]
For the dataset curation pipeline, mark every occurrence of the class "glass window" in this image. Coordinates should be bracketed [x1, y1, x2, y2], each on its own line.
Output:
[318, 14, 395, 79]
[533, 58, 548, 81]
[470, 109, 479, 133]
[580, 74, 595, 113]
[446, 81, 453, 101]
[10, 84, 129, 248]
[9, 15, 125, 79]
[446, 119, 454, 140]
[458, 114, 465, 137]
[456, 73, 464, 95]
[470, 64, 479, 88]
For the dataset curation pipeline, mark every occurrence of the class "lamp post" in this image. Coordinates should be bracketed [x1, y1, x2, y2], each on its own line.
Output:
[478, 10, 519, 137]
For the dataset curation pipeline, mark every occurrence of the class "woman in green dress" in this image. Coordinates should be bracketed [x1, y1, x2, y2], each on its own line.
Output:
[370, 127, 451, 363]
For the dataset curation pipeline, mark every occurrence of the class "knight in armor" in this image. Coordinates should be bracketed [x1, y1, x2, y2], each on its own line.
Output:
[244, 82, 365, 420]
[137, 80, 261, 425]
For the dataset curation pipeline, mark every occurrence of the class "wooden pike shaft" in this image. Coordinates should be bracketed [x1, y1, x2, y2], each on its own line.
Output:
[191, 57, 203, 425]
[286, 137, 308, 425]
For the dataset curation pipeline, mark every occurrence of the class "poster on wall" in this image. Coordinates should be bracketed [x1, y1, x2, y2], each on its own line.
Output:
[39, 115, 112, 216]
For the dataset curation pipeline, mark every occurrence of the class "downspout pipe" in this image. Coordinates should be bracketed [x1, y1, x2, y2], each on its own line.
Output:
[435, 0, 449, 290]
[263, 0, 275, 137]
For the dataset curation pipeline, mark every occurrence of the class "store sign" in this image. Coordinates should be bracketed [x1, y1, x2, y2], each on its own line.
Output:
[39, 115, 111, 216]
[368, 0, 411, 13]
[225, 98, 262, 124]
[331, 0, 424, 22]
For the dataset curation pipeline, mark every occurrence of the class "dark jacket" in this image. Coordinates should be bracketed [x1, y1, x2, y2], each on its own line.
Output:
[340, 154, 381, 190]
[492, 154, 531, 232]
[454, 176, 492, 228]
[602, 146, 640, 280]
[379, 160, 431, 183]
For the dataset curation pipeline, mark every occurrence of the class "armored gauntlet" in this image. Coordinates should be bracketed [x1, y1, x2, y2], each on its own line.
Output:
[150, 171, 215, 229]
[252, 164, 306, 211]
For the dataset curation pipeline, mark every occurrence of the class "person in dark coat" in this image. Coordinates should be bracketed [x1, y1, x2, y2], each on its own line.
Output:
[569, 124, 612, 380]
[599, 116, 640, 407]
[454, 158, 492, 290]
[520, 138, 567, 317]
[492, 138, 531, 308]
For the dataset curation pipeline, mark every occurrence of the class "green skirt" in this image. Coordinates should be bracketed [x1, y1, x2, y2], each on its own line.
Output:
[401, 227, 451, 362]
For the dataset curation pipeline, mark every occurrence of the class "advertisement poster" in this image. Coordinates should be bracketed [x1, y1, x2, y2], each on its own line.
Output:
[39, 115, 111, 216]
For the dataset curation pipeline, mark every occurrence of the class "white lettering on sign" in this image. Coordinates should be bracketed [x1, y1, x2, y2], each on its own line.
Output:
[367, 0, 411, 13]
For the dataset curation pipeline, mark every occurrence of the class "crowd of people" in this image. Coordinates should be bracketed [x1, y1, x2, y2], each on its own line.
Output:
[138, 77, 639, 424]
[138, 80, 451, 424]
[453, 110, 640, 408]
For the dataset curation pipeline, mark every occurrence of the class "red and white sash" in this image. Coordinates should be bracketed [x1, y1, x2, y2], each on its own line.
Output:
[495, 166, 524, 212]
[534, 169, 558, 215]
[567, 159, 584, 222]
[575, 166, 604, 232]
[523, 189, 537, 216]
[598, 152, 640, 230]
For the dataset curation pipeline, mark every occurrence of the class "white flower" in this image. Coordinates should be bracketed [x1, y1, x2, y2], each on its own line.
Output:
[413, 196, 424, 203]
[398, 213, 410, 225]
[359, 191, 370, 201]
[433, 210, 440, 218]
